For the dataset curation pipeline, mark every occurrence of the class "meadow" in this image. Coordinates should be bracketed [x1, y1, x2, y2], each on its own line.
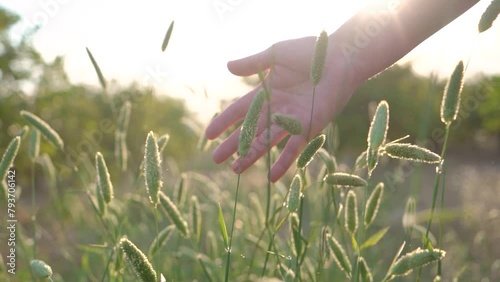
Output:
[1, 2, 500, 282]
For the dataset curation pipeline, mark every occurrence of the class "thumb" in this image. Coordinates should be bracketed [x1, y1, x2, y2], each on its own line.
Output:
[227, 45, 275, 76]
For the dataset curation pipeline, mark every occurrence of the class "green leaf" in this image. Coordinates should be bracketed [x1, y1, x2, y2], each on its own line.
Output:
[218, 203, 229, 248]
[360, 227, 390, 250]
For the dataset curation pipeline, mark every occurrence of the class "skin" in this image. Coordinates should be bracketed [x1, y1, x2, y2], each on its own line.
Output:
[205, 0, 480, 183]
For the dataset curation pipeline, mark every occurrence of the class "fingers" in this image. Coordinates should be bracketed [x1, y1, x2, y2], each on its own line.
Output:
[270, 135, 308, 182]
[227, 45, 275, 76]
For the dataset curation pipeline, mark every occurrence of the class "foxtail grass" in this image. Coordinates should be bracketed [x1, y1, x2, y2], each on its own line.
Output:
[20, 111, 64, 151]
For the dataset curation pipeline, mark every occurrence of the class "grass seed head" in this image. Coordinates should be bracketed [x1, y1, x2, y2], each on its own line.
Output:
[286, 175, 302, 212]
[20, 111, 64, 151]
[367, 100, 389, 154]
[289, 212, 302, 257]
[324, 172, 367, 187]
[30, 259, 53, 278]
[478, 0, 500, 32]
[144, 132, 163, 206]
[148, 225, 175, 257]
[345, 190, 358, 235]
[115, 132, 128, 171]
[402, 196, 417, 233]
[117, 101, 131, 133]
[310, 30, 329, 85]
[388, 248, 446, 278]
[364, 182, 384, 228]
[384, 143, 441, 163]
[297, 134, 326, 169]
[358, 257, 373, 282]
[239, 89, 265, 157]
[119, 238, 157, 282]
[162, 21, 175, 52]
[271, 113, 303, 135]
[159, 192, 189, 237]
[190, 195, 202, 244]
[441, 61, 464, 125]
[95, 152, 114, 203]
[328, 235, 352, 278]
[28, 129, 40, 160]
[0, 137, 21, 183]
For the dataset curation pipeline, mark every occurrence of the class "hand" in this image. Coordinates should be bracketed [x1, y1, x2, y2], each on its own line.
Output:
[205, 35, 359, 182]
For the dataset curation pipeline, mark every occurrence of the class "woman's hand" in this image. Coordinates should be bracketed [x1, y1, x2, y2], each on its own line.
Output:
[205, 35, 358, 182]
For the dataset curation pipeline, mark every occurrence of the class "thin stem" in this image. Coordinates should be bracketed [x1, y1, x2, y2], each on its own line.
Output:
[437, 163, 447, 276]
[425, 125, 450, 239]
[224, 172, 241, 282]
[153, 208, 160, 281]
[31, 161, 37, 259]
[306, 86, 317, 141]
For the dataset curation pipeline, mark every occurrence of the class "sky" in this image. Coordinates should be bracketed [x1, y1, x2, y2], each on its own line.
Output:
[1, 0, 499, 121]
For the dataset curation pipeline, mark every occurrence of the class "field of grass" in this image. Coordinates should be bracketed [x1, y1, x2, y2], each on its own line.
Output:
[1, 2, 500, 282]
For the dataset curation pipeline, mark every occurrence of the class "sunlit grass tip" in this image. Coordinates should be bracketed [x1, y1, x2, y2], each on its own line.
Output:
[95, 152, 114, 203]
[20, 111, 64, 151]
[441, 61, 464, 125]
[238, 89, 265, 157]
[30, 259, 53, 279]
[159, 191, 189, 237]
[297, 134, 326, 169]
[119, 237, 157, 282]
[144, 132, 163, 206]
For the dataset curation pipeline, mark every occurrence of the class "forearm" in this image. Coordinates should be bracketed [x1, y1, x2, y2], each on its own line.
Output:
[331, 0, 479, 84]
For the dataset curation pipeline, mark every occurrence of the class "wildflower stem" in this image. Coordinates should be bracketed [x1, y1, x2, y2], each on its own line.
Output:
[31, 161, 37, 259]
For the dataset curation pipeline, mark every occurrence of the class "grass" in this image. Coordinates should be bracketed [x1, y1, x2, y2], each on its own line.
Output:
[0, 6, 498, 282]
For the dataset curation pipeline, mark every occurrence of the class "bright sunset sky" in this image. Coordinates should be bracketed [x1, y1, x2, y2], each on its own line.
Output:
[1, 0, 498, 121]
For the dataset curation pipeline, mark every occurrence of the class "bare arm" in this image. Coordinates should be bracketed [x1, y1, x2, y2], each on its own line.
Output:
[334, 0, 480, 84]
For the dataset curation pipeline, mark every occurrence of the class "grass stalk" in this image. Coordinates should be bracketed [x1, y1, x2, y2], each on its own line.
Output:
[224, 169, 242, 282]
